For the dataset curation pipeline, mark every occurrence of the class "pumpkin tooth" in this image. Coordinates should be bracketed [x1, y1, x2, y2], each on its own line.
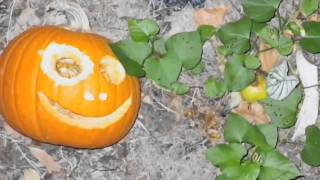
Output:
[100, 56, 126, 85]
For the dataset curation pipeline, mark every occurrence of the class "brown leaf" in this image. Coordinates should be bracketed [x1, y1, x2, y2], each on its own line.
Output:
[233, 101, 271, 125]
[259, 43, 280, 72]
[193, 5, 231, 27]
[19, 168, 40, 180]
[29, 147, 61, 173]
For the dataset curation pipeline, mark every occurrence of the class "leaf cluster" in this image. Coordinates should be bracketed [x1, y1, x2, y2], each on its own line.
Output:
[206, 114, 299, 180]
[111, 20, 215, 95]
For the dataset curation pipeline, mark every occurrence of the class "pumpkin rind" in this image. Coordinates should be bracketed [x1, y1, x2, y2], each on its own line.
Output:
[0, 26, 141, 148]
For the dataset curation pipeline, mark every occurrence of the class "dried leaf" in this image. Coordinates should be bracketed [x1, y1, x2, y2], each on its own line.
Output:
[267, 61, 299, 100]
[292, 50, 319, 141]
[193, 5, 231, 27]
[29, 147, 61, 173]
[19, 168, 40, 180]
[233, 101, 271, 125]
[259, 43, 280, 72]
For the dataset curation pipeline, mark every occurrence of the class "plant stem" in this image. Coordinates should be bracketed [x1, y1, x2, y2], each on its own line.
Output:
[277, 9, 283, 32]
[258, 47, 274, 54]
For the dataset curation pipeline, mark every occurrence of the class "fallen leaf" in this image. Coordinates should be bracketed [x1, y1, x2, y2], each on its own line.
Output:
[259, 43, 280, 72]
[267, 61, 299, 100]
[292, 50, 319, 141]
[233, 101, 271, 125]
[29, 147, 61, 173]
[308, 13, 320, 22]
[193, 5, 231, 27]
[19, 168, 40, 180]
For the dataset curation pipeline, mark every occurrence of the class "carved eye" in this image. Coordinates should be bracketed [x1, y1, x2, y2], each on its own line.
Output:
[100, 55, 126, 85]
[40, 42, 94, 86]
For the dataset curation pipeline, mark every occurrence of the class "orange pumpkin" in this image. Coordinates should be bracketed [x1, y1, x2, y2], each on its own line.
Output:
[0, 26, 141, 148]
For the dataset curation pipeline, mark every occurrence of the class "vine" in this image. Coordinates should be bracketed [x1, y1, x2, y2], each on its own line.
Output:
[111, 0, 320, 179]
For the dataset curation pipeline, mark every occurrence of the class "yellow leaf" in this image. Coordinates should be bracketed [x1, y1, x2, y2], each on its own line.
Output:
[29, 147, 61, 173]
[193, 5, 231, 27]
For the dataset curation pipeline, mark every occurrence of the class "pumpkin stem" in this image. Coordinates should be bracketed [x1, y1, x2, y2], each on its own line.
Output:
[44, 0, 90, 31]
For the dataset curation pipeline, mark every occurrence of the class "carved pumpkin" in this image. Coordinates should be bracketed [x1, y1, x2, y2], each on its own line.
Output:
[0, 26, 140, 148]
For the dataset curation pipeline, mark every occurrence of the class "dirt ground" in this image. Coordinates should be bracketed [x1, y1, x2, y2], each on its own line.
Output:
[0, 0, 319, 179]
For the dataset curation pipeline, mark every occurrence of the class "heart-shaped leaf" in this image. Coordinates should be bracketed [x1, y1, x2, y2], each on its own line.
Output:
[217, 18, 252, 54]
[257, 124, 278, 147]
[224, 55, 256, 91]
[261, 88, 302, 128]
[128, 19, 160, 42]
[111, 39, 152, 65]
[110, 43, 146, 77]
[224, 113, 269, 148]
[165, 31, 203, 70]
[206, 143, 247, 168]
[221, 162, 261, 180]
[257, 26, 293, 55]
[257, 148, 300, 180]
[204, 78, 227, 98]
[300, 21, 320, 53]
[144, 54, 182, 87]
[266, 61, 299, 100]
[243, 0, 281, 22]
[301, 125, 320, 166]
[302, 0, 319, 17]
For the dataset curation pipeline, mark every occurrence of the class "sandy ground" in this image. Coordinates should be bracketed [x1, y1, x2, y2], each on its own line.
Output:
[0, 0, 319, 179]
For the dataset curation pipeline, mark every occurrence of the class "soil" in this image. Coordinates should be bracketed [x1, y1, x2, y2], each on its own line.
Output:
[0, 0, 319, 179]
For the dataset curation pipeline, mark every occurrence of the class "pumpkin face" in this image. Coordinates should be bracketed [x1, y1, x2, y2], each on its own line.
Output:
[0, 26, 140, 148]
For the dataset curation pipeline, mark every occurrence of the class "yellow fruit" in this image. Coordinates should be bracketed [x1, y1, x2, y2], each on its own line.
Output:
[241, 75, 268, 103]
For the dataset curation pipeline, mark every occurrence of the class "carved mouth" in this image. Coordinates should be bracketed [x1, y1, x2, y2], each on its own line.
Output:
[38, 92, 132, 129]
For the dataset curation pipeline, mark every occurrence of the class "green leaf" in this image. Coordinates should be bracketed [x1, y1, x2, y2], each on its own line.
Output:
[258, 148, 300, 180]
[206, 143, 247, 168]
[257, 26, 293, 55]
[300, 21, 320, 53]
[224, 55, 256, 91]
[257, 124, 278, 147]
[216, 175, 234, 180]
[224, 113, 269, 148]
[217, 46, 233, 56]
[221, 162, 261, 180]
[111, 39, 152, 65]
[217, 18, 252, 54]
[168, 82, 190, 95]
[251, 22, 267, 33]
[244, 56, 261, 69]
[301, 125, 320, 166]
[166, 31, 203, 70]
[204, 78, 227, 98]
[110, 43, 145, 77]
[153, 38, 167, 55]
[197, 25, 216, 42]
[190, 62, 204, 75]
[128, 19, 160, 42]
[144, 54, 182, 87]
[277, 37, 293, 56]
[302, 0, 319, 17]
[286, 21, 302, 36]
[243, 0, 281, 22]
[261, 88, 302, 128]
